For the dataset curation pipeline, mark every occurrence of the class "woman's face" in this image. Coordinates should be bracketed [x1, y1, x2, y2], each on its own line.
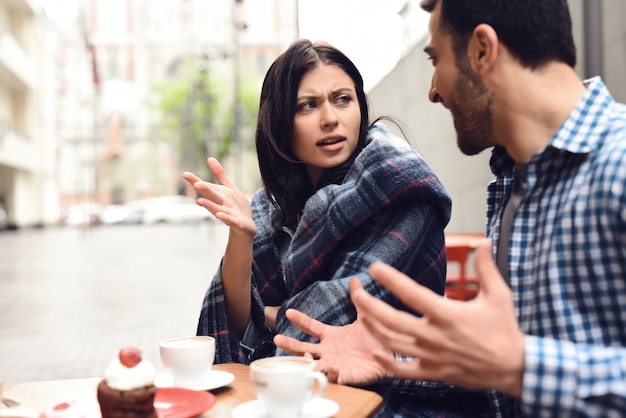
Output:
[291, 63, 361, 185]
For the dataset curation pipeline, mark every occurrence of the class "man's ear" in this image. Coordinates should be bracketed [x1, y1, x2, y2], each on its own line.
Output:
[468, 24, 499, 75]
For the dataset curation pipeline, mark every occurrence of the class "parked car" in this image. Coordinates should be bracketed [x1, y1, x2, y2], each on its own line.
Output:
[101, 204, 144, 225]
[62, 203, 103, 227]
[141, 196, 213, 224]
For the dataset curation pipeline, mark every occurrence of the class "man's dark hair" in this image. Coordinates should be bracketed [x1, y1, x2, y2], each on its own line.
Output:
[421, 0, 576, 69]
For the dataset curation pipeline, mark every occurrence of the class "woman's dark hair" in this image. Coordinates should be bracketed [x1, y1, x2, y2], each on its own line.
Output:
[421, 0, 576, 70]
[255, 39, 370, 223]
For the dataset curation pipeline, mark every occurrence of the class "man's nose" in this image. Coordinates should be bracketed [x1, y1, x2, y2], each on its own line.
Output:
[428, 75, 442, 103]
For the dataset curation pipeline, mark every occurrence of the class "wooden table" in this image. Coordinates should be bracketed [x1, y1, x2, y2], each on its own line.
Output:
[4, 363, 383, 418]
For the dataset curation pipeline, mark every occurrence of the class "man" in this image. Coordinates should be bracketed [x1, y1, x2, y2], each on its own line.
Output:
[275, 0, 626, 416]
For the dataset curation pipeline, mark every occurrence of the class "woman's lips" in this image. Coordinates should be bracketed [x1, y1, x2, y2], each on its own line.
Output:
[316, 136, 346, 152]
[316, 135, 345, 146]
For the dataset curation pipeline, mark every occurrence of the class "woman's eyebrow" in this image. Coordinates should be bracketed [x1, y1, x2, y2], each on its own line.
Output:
[332, 87, 354, 95]
[296, 94, 317, 101]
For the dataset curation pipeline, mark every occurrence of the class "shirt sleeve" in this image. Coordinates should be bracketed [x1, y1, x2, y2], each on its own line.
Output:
[522, 335, 626, 416]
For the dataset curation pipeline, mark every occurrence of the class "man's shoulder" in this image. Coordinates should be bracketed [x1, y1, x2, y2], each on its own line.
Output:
[598, 101, 626, 152]
[584, 103, 626, 181]
[608, 100, 626, 129]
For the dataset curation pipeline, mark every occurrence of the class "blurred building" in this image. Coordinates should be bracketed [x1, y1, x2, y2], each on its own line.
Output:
[53, 0, 298, 214]
[0, 0, 59, 228]
[368, 0, 626, 232]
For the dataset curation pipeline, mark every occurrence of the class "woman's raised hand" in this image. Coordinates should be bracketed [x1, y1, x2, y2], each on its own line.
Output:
[182, 157, 256, 237]
[183, 157, 256, 337]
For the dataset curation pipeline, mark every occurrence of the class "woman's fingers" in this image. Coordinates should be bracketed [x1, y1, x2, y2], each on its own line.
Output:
[181, 171, 201, 186]
[207, 158, 237, 189]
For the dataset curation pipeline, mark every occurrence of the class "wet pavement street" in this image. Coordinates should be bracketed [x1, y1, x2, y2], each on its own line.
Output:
[0, 221, 229, 386]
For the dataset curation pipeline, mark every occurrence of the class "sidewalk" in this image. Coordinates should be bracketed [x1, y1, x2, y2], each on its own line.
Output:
[0, 222, 229, 386]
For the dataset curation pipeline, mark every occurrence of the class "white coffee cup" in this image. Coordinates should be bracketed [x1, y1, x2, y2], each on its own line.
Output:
[250, 356, 328, 417]
[159, 336, 215, 388]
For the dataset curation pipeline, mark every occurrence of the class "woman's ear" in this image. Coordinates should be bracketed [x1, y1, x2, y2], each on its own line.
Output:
[468, 23, 499, 76]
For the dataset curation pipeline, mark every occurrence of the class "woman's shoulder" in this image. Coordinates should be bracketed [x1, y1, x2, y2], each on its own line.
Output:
[366, 121, 413, 151]
[250, 188, 284, 235]
[355, 122, 450, 198]
[250, 188, 272, 213]
[360, 121, 429, 172]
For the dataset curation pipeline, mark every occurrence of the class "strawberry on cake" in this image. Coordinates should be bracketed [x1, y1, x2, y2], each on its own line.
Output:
[97, 346, 158, 418]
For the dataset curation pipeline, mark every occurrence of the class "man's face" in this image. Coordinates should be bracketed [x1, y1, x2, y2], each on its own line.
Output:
[424, 1, 495, 155]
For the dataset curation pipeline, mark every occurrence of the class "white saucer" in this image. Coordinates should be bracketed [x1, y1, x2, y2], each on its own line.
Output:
[154, 369, 235, 391]
[231, 398, 339, 418]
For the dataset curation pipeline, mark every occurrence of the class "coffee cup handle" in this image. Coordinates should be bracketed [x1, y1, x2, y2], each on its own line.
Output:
[308, 371, 328, 399]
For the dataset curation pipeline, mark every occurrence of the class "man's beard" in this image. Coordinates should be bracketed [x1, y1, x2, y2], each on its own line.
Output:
[449, 68, 495, 156]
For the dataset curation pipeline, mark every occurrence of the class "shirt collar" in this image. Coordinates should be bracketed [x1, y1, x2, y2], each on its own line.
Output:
[489, 76, 613, 177]
[550, 76, 612, 154]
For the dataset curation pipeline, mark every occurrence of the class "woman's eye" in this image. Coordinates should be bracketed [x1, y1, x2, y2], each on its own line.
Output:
[297, 102, 315, 111]
[337, 95, 352, 105]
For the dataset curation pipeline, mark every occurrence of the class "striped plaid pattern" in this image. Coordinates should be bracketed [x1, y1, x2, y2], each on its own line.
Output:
[197, 123, 451, 366]
[485, 77, 626, 417]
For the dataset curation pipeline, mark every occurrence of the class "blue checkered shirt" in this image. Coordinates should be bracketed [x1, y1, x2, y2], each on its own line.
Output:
[485, 77, 626, 417]
[386, 77, 626, 417]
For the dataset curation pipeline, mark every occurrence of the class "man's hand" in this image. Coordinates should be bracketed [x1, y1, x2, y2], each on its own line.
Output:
[274, 280, 394, 386]
[351, 239, 525, 397]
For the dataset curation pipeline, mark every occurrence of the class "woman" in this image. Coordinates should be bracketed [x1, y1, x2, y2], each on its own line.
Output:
[182, 39, 451, 364]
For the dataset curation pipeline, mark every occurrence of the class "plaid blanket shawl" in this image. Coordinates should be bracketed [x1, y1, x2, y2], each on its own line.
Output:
[197, 123, 452, 363]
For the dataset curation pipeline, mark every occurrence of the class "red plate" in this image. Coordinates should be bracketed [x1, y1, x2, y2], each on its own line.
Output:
[41, 387, 216, 418]
[154, 388, 215, 418]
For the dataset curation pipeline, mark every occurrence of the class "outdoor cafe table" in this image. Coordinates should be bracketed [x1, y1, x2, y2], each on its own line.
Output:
[444, 232, 485, 251]
[4, 363, 383, 418]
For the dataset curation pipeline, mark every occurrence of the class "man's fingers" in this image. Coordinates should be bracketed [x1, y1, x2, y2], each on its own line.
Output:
[372, 354, 437, 382]
[272, 334, 303, 355]
[273, 335, 317, 356]
[473, 239, 507, 296]
[348, 277, 364, 294]
[361, 317, 424, 358]
[274, 309, 328, 355]
[284, 308, 325, 338]
[325, 366, 340, 384]
[368, 262, 443, 319]
[352, 288, 424, 350]
[352, 289, 420, 337]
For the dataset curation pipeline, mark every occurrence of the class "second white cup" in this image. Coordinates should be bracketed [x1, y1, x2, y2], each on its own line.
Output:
[159, 336, 215, 388]
[250, 356, 328, 417]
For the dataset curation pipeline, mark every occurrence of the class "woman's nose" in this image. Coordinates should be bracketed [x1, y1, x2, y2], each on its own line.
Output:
[321, 103, 339, 128]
